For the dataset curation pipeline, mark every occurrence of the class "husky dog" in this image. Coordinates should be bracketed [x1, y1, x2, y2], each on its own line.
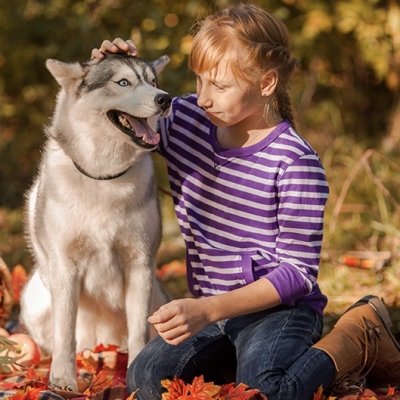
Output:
[20, 53, 172, 391]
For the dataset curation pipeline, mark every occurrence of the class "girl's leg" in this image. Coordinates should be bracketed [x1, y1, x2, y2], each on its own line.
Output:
[126, 323, 236, 400]
[226, 303, 335, 400]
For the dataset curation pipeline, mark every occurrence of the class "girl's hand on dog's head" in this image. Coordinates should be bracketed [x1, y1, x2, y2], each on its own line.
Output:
[91, 38, 138, 60]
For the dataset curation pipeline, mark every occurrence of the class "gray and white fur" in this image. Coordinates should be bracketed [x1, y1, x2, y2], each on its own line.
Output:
[20, 53, 172, 391]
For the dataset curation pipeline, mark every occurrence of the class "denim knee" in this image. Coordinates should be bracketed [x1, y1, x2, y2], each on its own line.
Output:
[126, 341, 168, 400]
[126, 324, 227, 399]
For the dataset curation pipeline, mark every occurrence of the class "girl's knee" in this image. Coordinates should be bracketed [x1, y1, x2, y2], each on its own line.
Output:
[126, 353, 162, 399]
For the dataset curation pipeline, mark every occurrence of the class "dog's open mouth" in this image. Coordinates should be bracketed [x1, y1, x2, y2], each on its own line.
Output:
[107, 110, 160, 150]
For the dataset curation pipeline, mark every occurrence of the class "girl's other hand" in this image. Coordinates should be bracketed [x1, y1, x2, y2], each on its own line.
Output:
[148, 298, 211, 345]
[91, 38, 138, 60]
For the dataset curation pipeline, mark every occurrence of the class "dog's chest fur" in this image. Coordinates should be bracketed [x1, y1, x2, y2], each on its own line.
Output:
[29, 139, 160, 301]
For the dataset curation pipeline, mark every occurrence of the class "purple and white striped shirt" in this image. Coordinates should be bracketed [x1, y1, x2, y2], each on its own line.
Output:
[158, 94, 329, 315]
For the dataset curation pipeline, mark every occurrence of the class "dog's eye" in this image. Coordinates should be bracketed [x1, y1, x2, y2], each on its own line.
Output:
[117, 79, 130, 86]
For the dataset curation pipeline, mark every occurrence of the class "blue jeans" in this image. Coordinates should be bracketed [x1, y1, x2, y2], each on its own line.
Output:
[126, 303, 335, 400]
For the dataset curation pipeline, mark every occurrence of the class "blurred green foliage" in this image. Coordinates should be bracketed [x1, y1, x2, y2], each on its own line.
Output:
[1, 0, 400, 269]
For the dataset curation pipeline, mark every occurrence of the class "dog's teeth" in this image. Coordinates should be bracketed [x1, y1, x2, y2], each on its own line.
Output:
[118, 115, 132, 130]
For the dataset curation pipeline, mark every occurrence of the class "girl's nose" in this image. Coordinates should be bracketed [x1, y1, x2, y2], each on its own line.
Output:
[196, 87, 212, 109]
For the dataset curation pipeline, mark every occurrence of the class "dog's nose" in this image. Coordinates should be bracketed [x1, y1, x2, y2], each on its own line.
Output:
[154, 93, 172, 111]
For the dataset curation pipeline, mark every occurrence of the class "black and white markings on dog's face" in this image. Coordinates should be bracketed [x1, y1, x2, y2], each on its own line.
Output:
[78, 55, 159, 96]
[76, 53, 172, 150]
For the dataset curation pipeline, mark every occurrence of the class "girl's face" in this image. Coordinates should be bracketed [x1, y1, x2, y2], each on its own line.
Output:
[195, 59, 265, 130]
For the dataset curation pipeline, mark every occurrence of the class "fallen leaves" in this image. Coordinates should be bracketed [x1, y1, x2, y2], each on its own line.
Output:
[0, 367, 47, 391]
[312, 384, 400, 400]
[158, 375, 260, 400]
[157, 260, 186, 280]
[0, 344, 127, 400]
[0, 344, 399, 400]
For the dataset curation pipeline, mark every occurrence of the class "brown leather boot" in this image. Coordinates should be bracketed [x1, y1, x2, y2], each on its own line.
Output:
[312, 295, 400, 396]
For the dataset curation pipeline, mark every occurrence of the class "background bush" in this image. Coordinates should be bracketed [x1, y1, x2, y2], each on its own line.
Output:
[1, 0, 400, 284]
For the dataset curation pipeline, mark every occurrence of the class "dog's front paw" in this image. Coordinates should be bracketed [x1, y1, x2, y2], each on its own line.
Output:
[49, 377, 78, 392]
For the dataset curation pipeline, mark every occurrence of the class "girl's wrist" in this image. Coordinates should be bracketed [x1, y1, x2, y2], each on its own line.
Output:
[198, 296, 221, 324]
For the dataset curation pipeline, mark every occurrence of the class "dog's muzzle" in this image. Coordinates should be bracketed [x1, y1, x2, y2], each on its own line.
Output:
[107, 93, 172, 150]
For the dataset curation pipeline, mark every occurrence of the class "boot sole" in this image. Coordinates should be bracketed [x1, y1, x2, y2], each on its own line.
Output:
[347, 295, 400, 352]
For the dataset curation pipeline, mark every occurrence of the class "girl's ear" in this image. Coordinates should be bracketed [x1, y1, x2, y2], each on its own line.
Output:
[260, 70, 278, 96]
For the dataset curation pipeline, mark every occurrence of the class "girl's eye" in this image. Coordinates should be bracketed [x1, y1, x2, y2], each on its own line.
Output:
[117, 79, 130, 86]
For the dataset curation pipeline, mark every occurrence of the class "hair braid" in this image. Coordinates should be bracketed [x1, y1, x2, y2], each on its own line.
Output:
[276, 87, 296, 128]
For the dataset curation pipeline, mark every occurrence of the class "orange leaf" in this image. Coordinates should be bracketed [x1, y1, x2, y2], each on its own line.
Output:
[76, 353, 97, 373]
[161, 376, 189, 400]
[157, 261, 186, 280]
[8, 389, 28, 400]
[387, 386, 395, 395]
[25, 366, 48, 388]
[9, 387, 42, 400]
[313, 385, 325, 400]
[0, 367, 48, 391]
[11, 265, 27, 303]
[126, 389, 139, 400]
[218, 382, 260, 399]
[182, 375, 221, 400]
[0, 381, 25, 390]
[92, 344, 120, 353]
[23, 387, 42, 400]
[83, 370, 112, 395]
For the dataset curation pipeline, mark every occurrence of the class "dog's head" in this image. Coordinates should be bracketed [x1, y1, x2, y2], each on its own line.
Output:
[46, 54, 172, 151]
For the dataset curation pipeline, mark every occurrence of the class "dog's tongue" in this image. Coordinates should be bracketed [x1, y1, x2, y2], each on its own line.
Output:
[123, 114, 160, 145]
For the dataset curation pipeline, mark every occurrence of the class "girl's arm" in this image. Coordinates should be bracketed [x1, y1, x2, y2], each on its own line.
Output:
[148, 278, 280, 345]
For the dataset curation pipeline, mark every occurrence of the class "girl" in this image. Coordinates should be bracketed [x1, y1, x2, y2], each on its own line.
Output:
[92, 3, 400, 399]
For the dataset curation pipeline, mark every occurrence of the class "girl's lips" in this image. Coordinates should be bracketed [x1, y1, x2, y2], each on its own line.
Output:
[205, 111, 219, 116]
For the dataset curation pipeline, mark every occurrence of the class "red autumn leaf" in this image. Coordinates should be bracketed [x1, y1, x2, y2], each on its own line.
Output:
[92, 344, 120, 353]
[11, 265, 27, 304]
[83, 370, 113, 395]
[218, 383, 236, 397]
[161, 376, 189, 400]
[157, 261, 186, 280]
[360, 389, 379, 398]
[312, 384, 340, 400]
[25, 366, 48, 388]
[23, 387, 42, 400]
[388, 386, 396, 395]
[0, 381, 26, 390]
[181, 375, 221, 400]
[76, 353, 97, 373]
[218, 382, 260, 399]
[9, 387, 42, 400]
[7, 390, 29, 400]
[0, 367, 48, 391]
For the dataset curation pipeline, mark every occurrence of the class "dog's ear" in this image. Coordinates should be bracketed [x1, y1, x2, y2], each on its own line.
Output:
[46, 59, 85, 91]
[149, 55, 170, 76]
